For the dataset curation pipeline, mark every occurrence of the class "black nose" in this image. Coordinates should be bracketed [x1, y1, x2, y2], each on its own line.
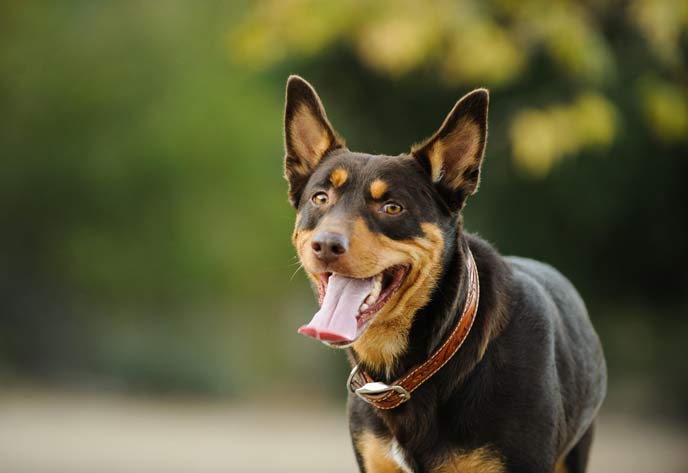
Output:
[311, 231, 348, 262]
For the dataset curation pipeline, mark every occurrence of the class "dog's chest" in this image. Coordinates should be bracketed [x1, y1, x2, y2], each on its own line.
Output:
[386, 439, 506, 473]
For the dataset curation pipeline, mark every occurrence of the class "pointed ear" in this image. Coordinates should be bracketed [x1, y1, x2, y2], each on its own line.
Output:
[412, 89, 489, 210]
[283, 75, 344, 207]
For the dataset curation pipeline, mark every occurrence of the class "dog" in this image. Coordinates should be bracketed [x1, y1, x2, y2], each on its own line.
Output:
[283, 75, 606, 473]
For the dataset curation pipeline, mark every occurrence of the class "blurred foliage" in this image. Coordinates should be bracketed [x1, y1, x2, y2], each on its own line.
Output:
[0, 1, 298, 396]
[232, 0, 688, 175]
[1, 0, 687, 416]
[510, 92, 617, 176]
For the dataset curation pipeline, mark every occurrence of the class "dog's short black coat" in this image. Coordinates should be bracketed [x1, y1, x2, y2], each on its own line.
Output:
[284, 75, 607, 473]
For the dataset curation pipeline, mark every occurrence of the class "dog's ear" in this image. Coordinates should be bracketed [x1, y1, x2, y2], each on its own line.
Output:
[283, 75, 344, 207]
[412, 89, 489, 210]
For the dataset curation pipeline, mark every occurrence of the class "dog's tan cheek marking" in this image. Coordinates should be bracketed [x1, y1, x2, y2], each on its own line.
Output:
[291, 213, 302, 244]
[432, 447, 505, 473]
[370, 179, 388, 199]
[292, 221, 315, 281]
[329, 167, 348, 187]
[353, 223, 445, 371]
[336, 217, 403, 279]
[356, 432, 403, 473]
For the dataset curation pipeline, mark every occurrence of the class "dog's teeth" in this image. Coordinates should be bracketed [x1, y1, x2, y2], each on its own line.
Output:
[361, 274, 383, 311]
[368, 276, 383, 303]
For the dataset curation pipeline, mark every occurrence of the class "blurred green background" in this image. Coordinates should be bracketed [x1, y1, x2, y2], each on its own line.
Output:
[1, 0, 687, 425]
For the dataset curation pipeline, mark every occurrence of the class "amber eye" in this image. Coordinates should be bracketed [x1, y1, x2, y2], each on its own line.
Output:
[311, 191, 329, 206]
[381, 202, 403, 215]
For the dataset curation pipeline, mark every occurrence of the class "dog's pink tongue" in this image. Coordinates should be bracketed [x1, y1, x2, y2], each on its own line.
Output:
[298, 275, 373, 343]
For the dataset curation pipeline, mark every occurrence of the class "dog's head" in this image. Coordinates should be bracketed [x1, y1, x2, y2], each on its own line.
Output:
[284, 76, 488, 369]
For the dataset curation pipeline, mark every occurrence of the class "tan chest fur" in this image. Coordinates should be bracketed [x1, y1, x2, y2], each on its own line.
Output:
[432, 447, 505, 473]
[356, 432, 505, 473]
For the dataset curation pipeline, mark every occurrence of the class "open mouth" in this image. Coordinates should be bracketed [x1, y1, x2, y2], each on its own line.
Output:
[297, 265, 410, 347]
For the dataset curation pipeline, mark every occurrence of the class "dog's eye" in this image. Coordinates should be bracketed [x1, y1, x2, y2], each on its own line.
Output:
[311, 192, 329, 206]
[381, 202, 403, 215]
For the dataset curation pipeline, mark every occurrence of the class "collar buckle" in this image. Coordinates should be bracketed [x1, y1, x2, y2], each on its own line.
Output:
[347, 365, 411, 402]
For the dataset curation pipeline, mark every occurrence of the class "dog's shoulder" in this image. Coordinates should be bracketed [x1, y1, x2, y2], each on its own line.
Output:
[463, 234, 591, 340]
[506, 256, 584, 311]
[504, 255, 596, 343]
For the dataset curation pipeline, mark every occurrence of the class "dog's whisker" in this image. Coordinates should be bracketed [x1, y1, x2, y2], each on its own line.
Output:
[289, 263, 304, 282]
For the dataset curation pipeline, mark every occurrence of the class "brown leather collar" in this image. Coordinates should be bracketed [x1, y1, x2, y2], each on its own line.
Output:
[347, 247, 480, 410]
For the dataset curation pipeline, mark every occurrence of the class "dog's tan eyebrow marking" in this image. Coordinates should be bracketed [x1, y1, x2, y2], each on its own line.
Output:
[329, 168, 348, 187]
[370, 179, 388, 199]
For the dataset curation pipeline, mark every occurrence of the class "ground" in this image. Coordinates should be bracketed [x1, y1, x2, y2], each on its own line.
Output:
[0, 390, 686, 473]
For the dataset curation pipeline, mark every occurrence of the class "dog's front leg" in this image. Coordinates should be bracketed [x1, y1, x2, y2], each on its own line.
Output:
[350, 429, 405, 473]
[349, 398, 405, 473]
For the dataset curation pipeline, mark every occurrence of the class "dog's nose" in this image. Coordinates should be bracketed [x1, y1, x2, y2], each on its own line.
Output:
[311, 231, 348, 262]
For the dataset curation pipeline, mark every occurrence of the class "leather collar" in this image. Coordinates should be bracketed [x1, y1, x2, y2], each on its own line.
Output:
[348, 246, 480, 410]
